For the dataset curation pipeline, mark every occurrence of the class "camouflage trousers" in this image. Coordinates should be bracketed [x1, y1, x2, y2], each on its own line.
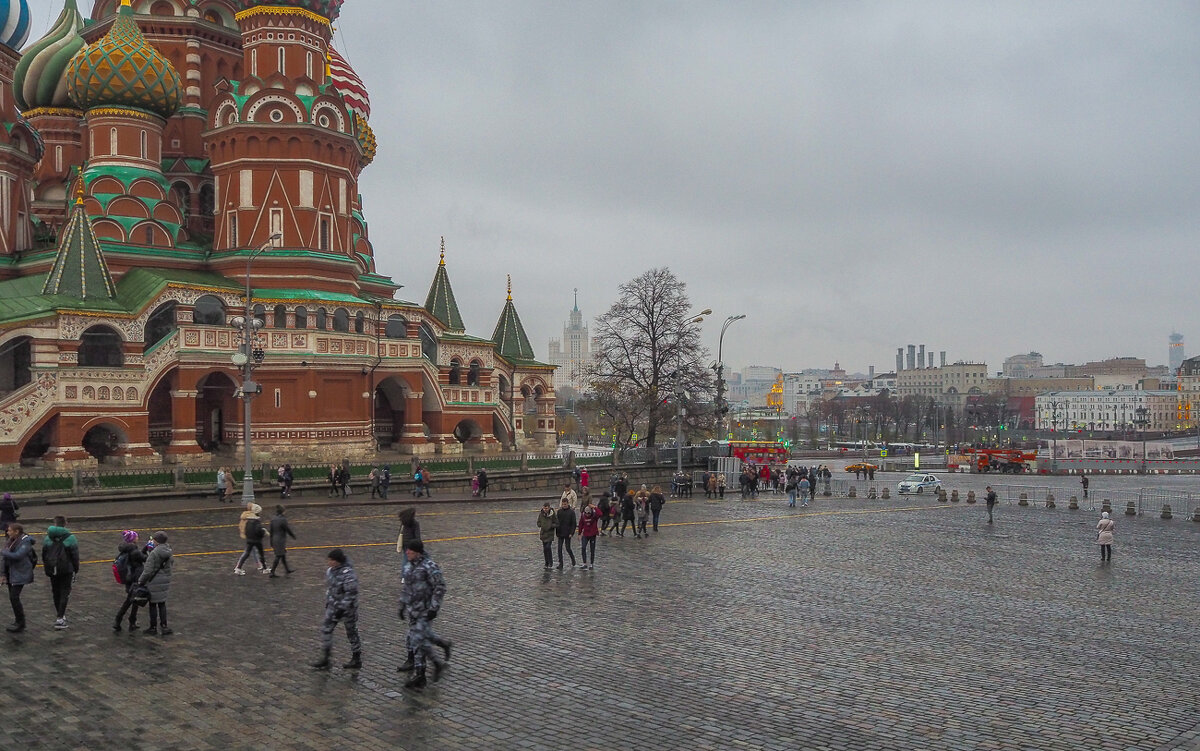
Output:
[321, 608, 361, 652]
[406, 616, 440, 669]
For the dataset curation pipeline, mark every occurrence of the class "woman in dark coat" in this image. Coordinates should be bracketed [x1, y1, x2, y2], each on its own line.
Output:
[0, 492, 17, 532]
[138, 532, 173, 635]
[618, 492, 635, 537]
[396, 508, 422, 554]
[113, 530, 147, 631]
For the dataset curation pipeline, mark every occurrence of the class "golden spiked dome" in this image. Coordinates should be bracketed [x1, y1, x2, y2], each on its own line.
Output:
[66, 0, 181, 119]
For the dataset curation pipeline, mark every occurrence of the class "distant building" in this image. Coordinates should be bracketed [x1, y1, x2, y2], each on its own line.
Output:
[1003, 352, 1043, 378]
[1066, 357, 1148, 390]
[547, 291, 595, 392]
[1169, 333, 1185, 375]
[895, 362, 989, 410]
[1035, 391, 1178, 432]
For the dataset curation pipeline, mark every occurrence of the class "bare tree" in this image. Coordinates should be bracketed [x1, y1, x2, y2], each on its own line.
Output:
[587, 268, 712, 449]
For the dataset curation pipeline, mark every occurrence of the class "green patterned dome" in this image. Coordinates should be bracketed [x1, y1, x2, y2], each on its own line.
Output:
[66, 0, 181, 119]
[235, 0, 343, 22]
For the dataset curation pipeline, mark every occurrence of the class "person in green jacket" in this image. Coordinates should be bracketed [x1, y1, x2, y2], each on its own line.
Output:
[536, 502, 556, 569]
[42, 516, 80, 630]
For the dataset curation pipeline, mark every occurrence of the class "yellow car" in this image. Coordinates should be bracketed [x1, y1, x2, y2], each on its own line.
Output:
[843, 462, 878, 473]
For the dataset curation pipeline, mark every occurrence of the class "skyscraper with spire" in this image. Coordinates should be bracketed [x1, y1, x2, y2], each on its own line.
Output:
[547, 290, 596, 393]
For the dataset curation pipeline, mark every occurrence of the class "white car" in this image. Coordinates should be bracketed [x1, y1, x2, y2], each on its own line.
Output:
[898, 473, 942, 495]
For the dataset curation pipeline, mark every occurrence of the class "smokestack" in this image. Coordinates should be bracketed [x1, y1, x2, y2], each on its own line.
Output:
[869, 365, 875, 380]
[940, 351, 947, 367]
[897, 348, 904, 372]
[919, 344, 926, 369]
[907, 345, 916, 371]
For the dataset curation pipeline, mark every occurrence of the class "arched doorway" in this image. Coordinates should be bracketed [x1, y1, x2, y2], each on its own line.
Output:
[148, 377, 174, 455]
[196, 372, 237, 451]
[83, 423, 126, 463]
[20, 416, 55, 465]
[374, 376, 409, 449]
[452, 418, 483, 447]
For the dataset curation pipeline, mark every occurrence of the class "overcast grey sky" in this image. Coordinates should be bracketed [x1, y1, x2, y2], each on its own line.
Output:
[31, 2, 1200, 375]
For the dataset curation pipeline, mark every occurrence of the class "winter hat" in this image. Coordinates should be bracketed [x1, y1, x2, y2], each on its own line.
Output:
[2, 492, 9, 500]
[122, 530, 139, 543]
[249, 503, 262, 515]
[1101, 511, 1110, 519]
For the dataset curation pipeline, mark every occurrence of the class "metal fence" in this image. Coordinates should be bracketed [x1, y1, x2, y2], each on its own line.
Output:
[985, 483, 1200, 518]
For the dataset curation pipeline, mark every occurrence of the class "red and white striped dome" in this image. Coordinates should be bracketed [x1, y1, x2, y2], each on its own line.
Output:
[328, 46, 369, 121]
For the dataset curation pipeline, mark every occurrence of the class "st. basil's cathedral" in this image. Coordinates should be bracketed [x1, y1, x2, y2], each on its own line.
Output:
[0, 0, 556, 466]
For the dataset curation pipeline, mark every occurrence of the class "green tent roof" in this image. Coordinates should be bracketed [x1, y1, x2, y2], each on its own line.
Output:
[423, 239, 465, 332]
[42, 196, 118, 300]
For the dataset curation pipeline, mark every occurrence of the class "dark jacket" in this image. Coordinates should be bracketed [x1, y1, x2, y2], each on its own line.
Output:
[41, 525, 80, 577]
[398, 508, 421, 552]
[477, 469, 488, 490]
[555, 506, 577, 538]
[620, 494, 635, 520]
[0, 496, 17, 524]
[269, 513, 296, 555]
[536, 509, 557, 542]
[138, 543, 173, 603]
[325, 561, 359, 615]
[399, 554, 445, 620]
[1, 533, 35, 586]
[117, 542, 146, 593]
[649, 492, 665, 512]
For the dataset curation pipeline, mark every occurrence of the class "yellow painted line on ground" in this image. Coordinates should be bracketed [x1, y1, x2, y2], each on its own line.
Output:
[76, 502, 946, 565]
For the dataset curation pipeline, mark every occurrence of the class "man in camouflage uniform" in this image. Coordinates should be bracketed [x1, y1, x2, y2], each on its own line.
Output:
[311, 548, 362, 670]
[399, 540, 447, 688]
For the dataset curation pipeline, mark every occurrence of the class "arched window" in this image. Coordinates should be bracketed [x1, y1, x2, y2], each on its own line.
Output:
[448, 358, 462, 386]
[193, 294, 226, 325]
[252, 304, 266, 327]
[419, 323, 437, 362]
[273, 304, 287, 329]
[295, 306, 308, 329]
[0, 336, 32, 395]
[79, 326, 124, 367]
[354, 311, 365, 334]
[468, 361, 481, 387]
[386, 314, 407, 339]
[144, 302, 177, 350]
[315, 308, 327, 330]
[332, 308, 349, 332]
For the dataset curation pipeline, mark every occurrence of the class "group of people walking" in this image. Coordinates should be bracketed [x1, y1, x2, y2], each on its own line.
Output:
[538, 483, 667, 570]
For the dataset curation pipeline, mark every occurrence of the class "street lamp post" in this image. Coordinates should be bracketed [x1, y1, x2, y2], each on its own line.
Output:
[713, 314, 746, 441]
[1049, 399, 1062, 474]
[1134, 405, 1150, 475]
[674, 309, 711, 474]
[230, 234, 281, 504]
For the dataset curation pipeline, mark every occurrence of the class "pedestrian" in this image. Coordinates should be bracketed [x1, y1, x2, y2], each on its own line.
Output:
[537, 501, 557, 568]
[619, 491, 635, 537]
[868, 466, 875, 481]
[1096, 511, 1115, 562]
[281, 463, 293, 498]
[137, 531, 173, 635]
[420, 466, 434, 497]
[786, 473, 798, 508]
[234, 502, 269, 575]
[276, 464, 287, 498]
[327, 464, 339, 497]
[337, 464, 350, 497]
[380, 465, 391, 499]
[579, 467, 590, 493]
[370, 466, 382, 498]
[649, 485, 666, 532]
[412, 466, 424, 497]
[1081, 475, 1090, 500]
[560, 482, 578, 509]
[113, 530, 146, 632]
[597, 492, 612, 536]
[634, 485, 650, 538]
[476, 467, 488, 498]
[555, 497, 577, 568]
[310, 548, 361, 670]
[269, 505, 297, 577]
[1, 522, 35, 633]
[398, 540, 448, 688]
[798, 476, 810, 507]
[396, 508, 422, 554]
[0, 491, 17, 532]
[42, 515, 80, 630]
[985, 486, 998, 524]
[577, 498, 600, 569]
[706, 473, 717, 499]
[470, 473, 480, 497]
[216, 466, 229, 503]
[717, 473, 726, 499]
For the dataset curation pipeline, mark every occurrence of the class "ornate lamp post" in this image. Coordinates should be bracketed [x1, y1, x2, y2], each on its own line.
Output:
[674, 309, 711, 474]
[713, 314, 746, 441]
[1049, 399, 1062, 474]
[229, 233, 281, 503]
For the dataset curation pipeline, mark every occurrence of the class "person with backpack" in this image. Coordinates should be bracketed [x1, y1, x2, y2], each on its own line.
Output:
[137, 531, 173, 635]
[1, 522, 35, 633]
[234, 502, 269, 575]
[42, 515, 80, 630]
[269, 505, 297, 577]
[113, 530, 147, 632]
[0, 491, 17, 532]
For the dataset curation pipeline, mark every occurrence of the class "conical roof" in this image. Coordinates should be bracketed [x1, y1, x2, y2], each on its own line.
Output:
[42, 187, 117, 299]
[423, 237, 465, 332]
[491, 275, 536, 362]
[66, 0, 181, 119]
[0, 0, 31, 51]
[14, 0, 85, 112]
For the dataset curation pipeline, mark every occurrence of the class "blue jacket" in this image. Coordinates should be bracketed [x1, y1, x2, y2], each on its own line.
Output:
[1, 534, 36, 586]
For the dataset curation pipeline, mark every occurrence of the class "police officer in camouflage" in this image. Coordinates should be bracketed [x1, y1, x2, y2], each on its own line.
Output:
[399, 540, 448, 688]
[311, 548, 362, 670]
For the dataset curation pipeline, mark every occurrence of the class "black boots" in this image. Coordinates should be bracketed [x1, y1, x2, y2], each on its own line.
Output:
[311, 647, 332, 670]
[5, 622, 24, 633]
[342, 652, 362, 670]
[397, 651, 415, 672]
[404, 667, 427, 689]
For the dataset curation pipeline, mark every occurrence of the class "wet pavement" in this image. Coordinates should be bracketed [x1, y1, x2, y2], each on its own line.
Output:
[2, 489, 1198, 750]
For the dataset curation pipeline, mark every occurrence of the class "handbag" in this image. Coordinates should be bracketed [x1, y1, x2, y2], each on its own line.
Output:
[131, 584, 151, 606]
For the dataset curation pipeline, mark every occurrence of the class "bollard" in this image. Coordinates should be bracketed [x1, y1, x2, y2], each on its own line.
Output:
[951, 489, 960, 503]
[937, 487, 947, 503]
[848, 486, 857, 498]
[966, 490, 976, 504]
[1046, 493, 1055, 509]
[1018, 492, 1029, 507]
[1125, 501, 1136, 516]
[1068, 495, 1079, 510]
[1101, 500, 1112, 514]
[1192, 507, 1200, 522]
[867, 486, 877, 499]
[1161, 504, 1172, 520]
[881, 487, 890, 499]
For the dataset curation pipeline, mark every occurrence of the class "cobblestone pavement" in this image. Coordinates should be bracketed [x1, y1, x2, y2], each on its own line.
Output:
[1, 492, 1197, 750]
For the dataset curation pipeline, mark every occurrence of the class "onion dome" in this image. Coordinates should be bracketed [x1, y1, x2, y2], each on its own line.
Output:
[328, 46, 369, 120]
[353, 112, 375, 165]
[14, 0, 86, 112]
[0, 0, 31, 51]
[234, 0, 343, 22]
[66, 0, 181, 119]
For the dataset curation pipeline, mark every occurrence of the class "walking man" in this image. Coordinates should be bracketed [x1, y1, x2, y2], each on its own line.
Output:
[311, 548, 362, 670]
[268, 505, 297, 577]
[985, 486, 998, 524]
[555, 497, 577, 568]
[537, 502, 556, 568]
[380, 465, 391, 499]
[1081, 475, 1089, 500]
[1, 523, 35, 633]
[477, 467, 488, 498]
[42, 516, 80, 630]
[399, 540, 448, 688]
